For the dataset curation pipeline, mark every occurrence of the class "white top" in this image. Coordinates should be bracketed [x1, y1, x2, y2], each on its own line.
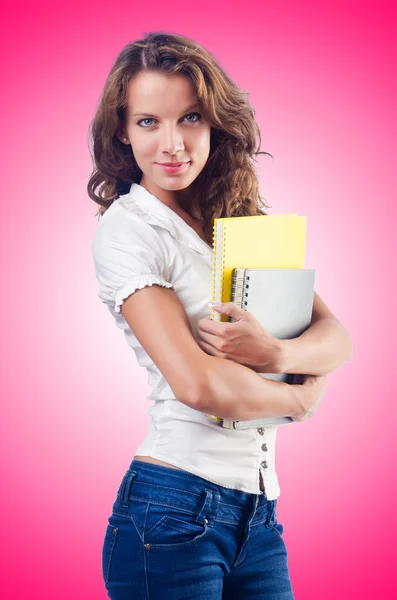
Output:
[91, 182, 281, 498]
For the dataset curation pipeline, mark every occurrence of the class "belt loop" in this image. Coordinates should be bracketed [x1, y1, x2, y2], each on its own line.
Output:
[120, 470, 137, 507]
[197, 489, 220, 527]
[265, 499, 277, 528]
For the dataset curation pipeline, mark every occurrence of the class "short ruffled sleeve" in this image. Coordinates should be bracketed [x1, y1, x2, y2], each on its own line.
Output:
[91, 211, 173, 314]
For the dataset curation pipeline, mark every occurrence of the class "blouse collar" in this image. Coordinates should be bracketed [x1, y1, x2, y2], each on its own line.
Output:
[120, 183, 213, 258]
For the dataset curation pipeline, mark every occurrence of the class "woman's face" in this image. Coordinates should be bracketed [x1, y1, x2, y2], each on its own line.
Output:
[119, 71, 211, 206]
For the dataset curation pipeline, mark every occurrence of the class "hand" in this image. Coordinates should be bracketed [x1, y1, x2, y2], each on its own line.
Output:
[197, 302, 284, 374]
[291, 374, 329, 422]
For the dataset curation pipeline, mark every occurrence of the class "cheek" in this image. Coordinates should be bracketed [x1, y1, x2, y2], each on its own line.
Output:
[191, 129, 211, 159]
[130, 132, 157, 160]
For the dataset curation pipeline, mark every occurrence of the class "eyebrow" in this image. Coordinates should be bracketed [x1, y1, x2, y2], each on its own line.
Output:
[130, 103, 201, 118]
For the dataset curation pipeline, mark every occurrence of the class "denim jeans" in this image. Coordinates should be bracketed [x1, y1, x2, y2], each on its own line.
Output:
[102, 459, 295, 599]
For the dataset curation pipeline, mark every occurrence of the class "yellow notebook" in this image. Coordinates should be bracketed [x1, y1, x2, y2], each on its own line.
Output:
[210, 214, 307, 323]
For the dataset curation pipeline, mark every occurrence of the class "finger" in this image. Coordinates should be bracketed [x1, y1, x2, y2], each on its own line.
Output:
[198, 318, 227, 336]
[198, 329, 222, 350]
[198, 339, 225, 358]
[210, 302, 249, 322]
[302, 389, 327, 421]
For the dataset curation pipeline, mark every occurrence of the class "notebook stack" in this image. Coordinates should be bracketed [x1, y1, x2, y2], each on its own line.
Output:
[208, 213, 315, 429]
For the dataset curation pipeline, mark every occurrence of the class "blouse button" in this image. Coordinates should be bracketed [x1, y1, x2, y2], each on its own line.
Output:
[261, 460, 268, 469]
[257, 427, 265, 435]
[261, 443, 268, 452]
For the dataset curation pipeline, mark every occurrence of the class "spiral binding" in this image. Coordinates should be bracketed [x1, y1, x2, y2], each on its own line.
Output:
[207, 220, 229, 424]
[210, 219, 227, 323]
[230, 270, 245, 308]
[208, 268, 250, 425]
[210, 219, 218, 322]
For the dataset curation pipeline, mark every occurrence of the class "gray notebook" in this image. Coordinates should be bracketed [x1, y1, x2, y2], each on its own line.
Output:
[219, 268, 316, 429]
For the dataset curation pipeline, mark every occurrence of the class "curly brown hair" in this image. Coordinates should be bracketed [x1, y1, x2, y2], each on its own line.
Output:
[87, 31, 273, 246]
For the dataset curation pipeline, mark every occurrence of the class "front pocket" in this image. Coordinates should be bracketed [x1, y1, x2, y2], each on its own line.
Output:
[102, 524, 118, 584]
[145, 504, 208, 547]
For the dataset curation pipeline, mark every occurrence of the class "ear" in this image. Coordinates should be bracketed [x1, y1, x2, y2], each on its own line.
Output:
[116, 129, 129, 145]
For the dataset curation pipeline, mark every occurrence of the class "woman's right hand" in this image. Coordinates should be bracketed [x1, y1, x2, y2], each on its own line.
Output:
[291, 374, 329, 422]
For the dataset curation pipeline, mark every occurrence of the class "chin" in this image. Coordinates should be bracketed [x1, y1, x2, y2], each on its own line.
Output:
[156, 173, 199, 191]
[159, 180, 192, 190]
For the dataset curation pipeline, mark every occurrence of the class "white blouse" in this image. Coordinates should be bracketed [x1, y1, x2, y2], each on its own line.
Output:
[91, 182, 281, 499]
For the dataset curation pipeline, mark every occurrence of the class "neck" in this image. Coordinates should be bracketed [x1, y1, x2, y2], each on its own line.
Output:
[139, 177, 202, 222]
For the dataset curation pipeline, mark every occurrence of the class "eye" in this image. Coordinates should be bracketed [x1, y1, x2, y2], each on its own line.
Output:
[184, 112, 202, 123]
[138, 118, 155, 127]
[137, 112, 202, 128]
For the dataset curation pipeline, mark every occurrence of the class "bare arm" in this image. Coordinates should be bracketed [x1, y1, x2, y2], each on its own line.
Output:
[120, 285, 300, 421]
[197, 356, 300, 421]
[279, 291, 353, 376]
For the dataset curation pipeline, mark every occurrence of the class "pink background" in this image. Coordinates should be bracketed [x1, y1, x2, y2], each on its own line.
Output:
[1, 0, 396, 598]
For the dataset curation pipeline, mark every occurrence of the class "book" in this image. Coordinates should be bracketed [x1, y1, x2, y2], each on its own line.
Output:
[211, 214, 307, 323]
[208, 213, 310, 428]
[217, 267, 316, 429]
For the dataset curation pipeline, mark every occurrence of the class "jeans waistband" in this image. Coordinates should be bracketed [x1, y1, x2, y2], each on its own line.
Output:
[114, 458, 278, 529]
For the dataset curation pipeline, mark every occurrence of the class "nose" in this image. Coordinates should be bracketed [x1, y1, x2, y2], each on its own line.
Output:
[160, 123, 185, 156]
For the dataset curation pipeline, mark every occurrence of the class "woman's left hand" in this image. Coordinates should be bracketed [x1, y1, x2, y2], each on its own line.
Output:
[197, 302, 284, 373]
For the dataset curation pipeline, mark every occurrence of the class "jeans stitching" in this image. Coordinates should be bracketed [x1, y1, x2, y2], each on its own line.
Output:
[103, 525, 118, 584]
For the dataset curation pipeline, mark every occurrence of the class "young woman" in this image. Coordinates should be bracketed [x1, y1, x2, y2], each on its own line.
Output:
[89, 32, 334, 599]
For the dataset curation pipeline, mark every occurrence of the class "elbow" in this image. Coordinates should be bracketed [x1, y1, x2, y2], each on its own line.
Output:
[173, 353, 213, 413]
[190, 360, 214, 411]
[181, 380, 211, 412]
[173, 363, 211, 412]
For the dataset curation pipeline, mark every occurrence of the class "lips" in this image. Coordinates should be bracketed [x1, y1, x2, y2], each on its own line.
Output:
[157, 162, 188, 166]
[156, 162, 191, 174]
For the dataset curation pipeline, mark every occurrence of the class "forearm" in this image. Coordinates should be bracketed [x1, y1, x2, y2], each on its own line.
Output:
[196, 355, 300, 421]
[279, 318, 353, 376]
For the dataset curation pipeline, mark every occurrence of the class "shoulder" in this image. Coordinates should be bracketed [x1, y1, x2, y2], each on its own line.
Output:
[94, 195, 156, 238]
[90, 195, 173, 309]
[91, 196, 164, 257]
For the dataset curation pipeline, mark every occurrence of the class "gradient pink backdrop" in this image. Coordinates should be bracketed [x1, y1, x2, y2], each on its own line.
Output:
[1, 0, 396, 598]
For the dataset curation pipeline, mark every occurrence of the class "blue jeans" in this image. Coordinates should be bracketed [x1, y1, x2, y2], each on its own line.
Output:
[102, 459, 295, 599]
